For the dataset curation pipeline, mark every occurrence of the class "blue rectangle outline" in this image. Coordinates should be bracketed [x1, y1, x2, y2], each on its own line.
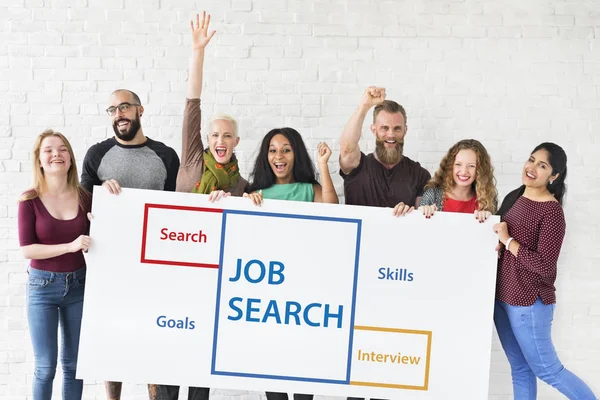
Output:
[212, 370, 348, 384]
[210, 212, 229, 375]
[222, 208, 363, 225]
[346, 219, 362, 382]
[210, 209, 362, 384]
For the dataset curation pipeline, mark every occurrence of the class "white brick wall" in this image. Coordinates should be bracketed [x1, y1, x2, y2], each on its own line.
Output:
[1, 0, 599, 399]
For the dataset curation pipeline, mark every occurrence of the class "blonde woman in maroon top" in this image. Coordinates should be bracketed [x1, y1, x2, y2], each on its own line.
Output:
[18, 129, 92, 400]
[493, 143, 595, 399]
[418, 139, 498, 220]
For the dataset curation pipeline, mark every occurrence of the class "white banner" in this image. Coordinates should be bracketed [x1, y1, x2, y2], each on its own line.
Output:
[77, 188, 499, 399]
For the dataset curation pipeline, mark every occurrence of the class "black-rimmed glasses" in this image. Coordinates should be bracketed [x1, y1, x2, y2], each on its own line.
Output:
[106, 102, 140, 116]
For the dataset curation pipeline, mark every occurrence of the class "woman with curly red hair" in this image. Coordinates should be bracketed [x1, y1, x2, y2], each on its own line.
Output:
[419, 139, 498, 220]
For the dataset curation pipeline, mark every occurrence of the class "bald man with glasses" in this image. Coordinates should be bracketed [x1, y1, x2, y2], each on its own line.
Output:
[80, 90, 179, 399]
[81, 89, 180, 195]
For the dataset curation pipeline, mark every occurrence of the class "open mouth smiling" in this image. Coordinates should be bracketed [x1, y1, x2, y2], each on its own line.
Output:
[274, 162, 286, 172]
[215, 146, 227, 158]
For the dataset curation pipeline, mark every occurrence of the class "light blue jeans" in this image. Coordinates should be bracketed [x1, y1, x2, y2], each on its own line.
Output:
[494, 298, 596, 399]
[27, 266, 86, 400]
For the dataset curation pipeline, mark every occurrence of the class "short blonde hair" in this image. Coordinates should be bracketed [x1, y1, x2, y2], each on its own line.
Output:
[208, 113, 238, 138]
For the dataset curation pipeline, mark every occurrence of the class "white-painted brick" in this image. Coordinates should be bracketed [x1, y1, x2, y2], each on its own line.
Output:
[452, 26, 486, 38]
[338, 49, 373, 61]
[66, 57, 101, 69]
[250, 46, 284, 58]
[487, 26, 522, 38]
[277, 24, 312, 36]
[313, 25, 348, 36]
[43, 45, 79, 57]
[81, 46, 115, 57]
[46, 21, 85, 33]
[270, 59, 304, 71]
[8, 21, 39, 33]
[258, 11, 294, 24]
[51, 0, 87, 6]
[326, 37, 358, 49]
[522, 26, 559, 38]
[284, 47, 303, 58]
[242, 23, 278, 35]
[100, 33, 146, 46]
[232, 0, 252, 12]
[559, 27, 595, 39]
[88, 0, 123, 8]
[1, 1, 599, 398]
[8, 45, 43, 58]
[7, 57, 30, 69]
[32, 8, 68, 21]
[27, 33, 62, 45]
[234, 59, 268, 70]
[294, 12, 328, 24]
[382, 25, 418, 37]
[417, 25, 452, 37]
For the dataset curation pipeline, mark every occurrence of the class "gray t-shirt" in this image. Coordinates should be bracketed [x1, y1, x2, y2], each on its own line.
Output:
[81, 137, 180, 193]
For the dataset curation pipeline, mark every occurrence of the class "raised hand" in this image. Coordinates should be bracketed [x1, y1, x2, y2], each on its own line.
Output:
[191, 11, 216, 51]
[361, 86, 386, 108]
[317, 142, 332, 165]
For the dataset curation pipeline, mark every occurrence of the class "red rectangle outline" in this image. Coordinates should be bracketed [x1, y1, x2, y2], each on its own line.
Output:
[140, 203, 223, 268]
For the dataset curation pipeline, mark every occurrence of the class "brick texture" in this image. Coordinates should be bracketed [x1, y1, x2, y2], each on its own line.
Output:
[1, 0, 599, 398]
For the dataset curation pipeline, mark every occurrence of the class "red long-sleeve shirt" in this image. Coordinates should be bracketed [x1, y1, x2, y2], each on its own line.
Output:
[496, 196, 566, 306]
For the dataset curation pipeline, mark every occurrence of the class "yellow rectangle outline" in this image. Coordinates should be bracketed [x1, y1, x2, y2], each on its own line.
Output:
[350, 325, 432, 391]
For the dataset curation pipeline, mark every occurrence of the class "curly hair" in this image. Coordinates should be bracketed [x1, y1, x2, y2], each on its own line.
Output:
[425, 139, 498, 213]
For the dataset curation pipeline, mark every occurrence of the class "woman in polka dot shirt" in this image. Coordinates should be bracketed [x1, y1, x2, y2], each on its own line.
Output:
[493, 143, 596, 399]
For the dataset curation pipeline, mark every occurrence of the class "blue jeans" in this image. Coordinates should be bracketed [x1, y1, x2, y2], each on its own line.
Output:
[494, 298, 596, 400]
[27, 266, 86, 400]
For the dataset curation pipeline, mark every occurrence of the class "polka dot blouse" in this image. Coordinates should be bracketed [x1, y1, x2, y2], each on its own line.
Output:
[496, 196, 566, 306]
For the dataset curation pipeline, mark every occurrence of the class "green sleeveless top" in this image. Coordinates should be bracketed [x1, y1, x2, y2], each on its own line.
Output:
[260, 182, 315, 202]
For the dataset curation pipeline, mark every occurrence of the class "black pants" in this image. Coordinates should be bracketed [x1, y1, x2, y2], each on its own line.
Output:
[347, 398, 387, 400]
[149, 385, 209, 400]
[266, 393, 313, 400]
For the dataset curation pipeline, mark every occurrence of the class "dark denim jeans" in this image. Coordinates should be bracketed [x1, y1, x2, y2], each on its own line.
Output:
[27, 266, 86, 400]
[148, 385, 209, 400]
[266, 394, 313, 400]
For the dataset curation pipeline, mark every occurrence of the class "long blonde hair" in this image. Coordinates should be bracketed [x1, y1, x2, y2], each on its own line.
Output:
[425, 139, 498, 213]
[19, 129, 87, 206]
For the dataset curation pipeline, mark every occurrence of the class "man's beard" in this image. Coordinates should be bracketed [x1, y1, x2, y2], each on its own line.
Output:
[375, 139, 404, 165]
[112, 112, 141, 142]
